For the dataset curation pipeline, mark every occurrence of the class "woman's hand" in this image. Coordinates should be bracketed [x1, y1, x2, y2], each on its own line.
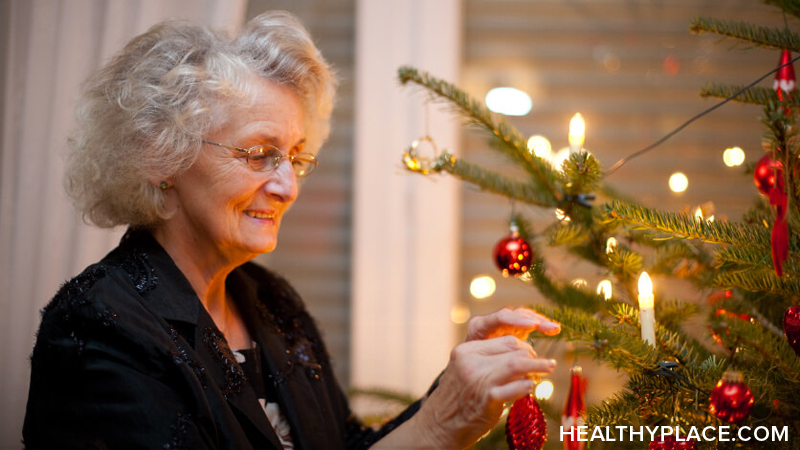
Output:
[412, 307, 560, 449]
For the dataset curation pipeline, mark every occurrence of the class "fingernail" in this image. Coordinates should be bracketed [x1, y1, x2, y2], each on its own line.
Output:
[548, 359, 557, 369]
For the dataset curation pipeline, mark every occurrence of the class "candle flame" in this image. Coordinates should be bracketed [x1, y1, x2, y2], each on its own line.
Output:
[597, 279, 613, 300]
[568, 113, 585, 151]
[638, 272, 654, 309]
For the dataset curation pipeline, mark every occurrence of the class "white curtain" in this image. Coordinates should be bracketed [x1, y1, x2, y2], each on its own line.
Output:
[0, 1, 246, 447]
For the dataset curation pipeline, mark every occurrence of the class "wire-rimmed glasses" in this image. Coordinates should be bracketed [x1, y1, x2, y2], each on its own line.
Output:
[202, 140, 318, 177]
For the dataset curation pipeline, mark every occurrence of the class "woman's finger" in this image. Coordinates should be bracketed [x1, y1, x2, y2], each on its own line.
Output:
[467, 307, 561, 341]
[488, 378, 536, 404]
[478, 351, 557, 386]
[450, 338, 555, 388]
[454, 335, 535, 357]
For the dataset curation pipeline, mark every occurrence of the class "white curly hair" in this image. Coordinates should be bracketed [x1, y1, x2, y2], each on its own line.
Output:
[65, 11, 336, 228]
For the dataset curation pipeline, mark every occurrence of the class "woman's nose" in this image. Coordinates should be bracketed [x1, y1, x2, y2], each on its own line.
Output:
[264, 158, 299, 202]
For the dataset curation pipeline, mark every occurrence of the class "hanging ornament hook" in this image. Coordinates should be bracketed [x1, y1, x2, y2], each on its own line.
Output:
[402, 100, 442, 174]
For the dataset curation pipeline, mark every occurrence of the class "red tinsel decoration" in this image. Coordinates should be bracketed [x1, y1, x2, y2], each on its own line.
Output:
[753, 153, 789, 277]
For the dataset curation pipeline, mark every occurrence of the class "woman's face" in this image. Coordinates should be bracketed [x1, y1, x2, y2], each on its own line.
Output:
[168, 78, 305, 265]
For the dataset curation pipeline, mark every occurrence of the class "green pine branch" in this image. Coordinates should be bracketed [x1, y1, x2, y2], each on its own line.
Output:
[604, 200, 772, 250]
[764, 0, 800, 20]
[690, 17, 800, 50]
[655, 299, 701, 333]
[585, 391, 637, 429]
[699, 84, 800, 108]
[528, 262, 607, 314]
[433, 152, 560, 207]
[562, 151, 604, 197]
[548, 221, 593, 247]
[605, 247, 644, 288]
[532, 304, 660, 373]
[397, 66, 562, 201]
[713, 269, 800, 296]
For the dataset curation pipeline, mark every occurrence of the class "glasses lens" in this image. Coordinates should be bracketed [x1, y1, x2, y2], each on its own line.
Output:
[291, 154, 317, 177]
[247, 145, 282, 171]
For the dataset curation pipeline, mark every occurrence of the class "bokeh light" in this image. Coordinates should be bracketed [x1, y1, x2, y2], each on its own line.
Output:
[535, 380, 554, 400]
[597, 279, 613, 300]
[527, 135, 552, 160]
[485, 87, 532, 116]
[723, 147, 745, 167]
[450, 304, 471, 324]
[669, 172, 689, 193]
[572, 278, 588, 289]
[568, 113, 585, 150]
[552, 147, 570, 171]
[605, 237, 617, 254]
[469, 275, 497, 300]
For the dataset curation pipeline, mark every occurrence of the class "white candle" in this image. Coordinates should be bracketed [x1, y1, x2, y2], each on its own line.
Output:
[638, 272, 656, 346]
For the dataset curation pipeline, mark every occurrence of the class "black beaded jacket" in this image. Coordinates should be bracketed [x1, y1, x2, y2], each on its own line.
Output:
[23, 230, 422, 449]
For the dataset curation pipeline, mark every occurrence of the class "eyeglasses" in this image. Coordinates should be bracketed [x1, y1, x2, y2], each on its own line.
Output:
[202, 140, 318, 177]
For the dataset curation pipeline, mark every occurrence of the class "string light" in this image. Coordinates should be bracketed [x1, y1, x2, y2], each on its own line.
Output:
[469, 275, 496, 300]
[669, 172, 689, 193]
[535, 380, 554, 400]
[450, 304, 471, 324]
[605, 237, 617, 254]
[723, 147, 745, 167]
[597, 279, 613, 300]
[527, 135, 552, 159]
[568, 113, 585, 152]
[605, 53, 800, 175]
[485, 87, 532, 116]
[551, 147, 571, 171]
[694, 207, 704, 222]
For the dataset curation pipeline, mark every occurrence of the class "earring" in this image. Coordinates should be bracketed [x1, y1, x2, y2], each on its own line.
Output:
[159, 181, 169, 190]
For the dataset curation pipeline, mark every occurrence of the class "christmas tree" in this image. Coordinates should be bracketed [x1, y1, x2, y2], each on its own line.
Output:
[396, 1, 800, 449]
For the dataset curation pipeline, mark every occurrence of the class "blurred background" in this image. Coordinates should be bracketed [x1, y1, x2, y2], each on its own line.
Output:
[0, 0, 784, 447]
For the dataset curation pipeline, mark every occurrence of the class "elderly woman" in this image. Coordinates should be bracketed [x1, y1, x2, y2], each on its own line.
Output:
[23, 11, 560, 450]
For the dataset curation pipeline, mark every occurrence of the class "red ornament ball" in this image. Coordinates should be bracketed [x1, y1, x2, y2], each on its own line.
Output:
[494, 231, 533, 277]
[506, 394, 547, 450]
[754, 153, 784, 196]
[648, 435, 697, 450]
[783, 305, 800, 356]
[708, 371, 754, 423]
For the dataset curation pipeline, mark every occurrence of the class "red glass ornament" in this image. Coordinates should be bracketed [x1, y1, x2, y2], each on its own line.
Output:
[783, 305, 800, 356]
[494, 225, 533, 277]
[708, 371, 754, 423]
[753, 153, 784, 196]
[648, 435, 697, 450]
[506, 394, 547, 450]
[562, 365, 586, 450]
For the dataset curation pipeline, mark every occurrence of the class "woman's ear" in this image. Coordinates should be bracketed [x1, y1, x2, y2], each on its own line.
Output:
[147, 173, 174, 191]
